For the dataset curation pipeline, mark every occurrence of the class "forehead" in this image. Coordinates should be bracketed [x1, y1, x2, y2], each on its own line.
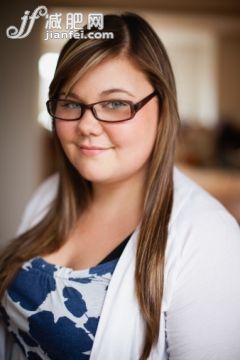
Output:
[67, 56, 153, 99]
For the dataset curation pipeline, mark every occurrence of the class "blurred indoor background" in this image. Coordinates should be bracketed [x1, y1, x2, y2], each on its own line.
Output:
[1, 0, 240, 248]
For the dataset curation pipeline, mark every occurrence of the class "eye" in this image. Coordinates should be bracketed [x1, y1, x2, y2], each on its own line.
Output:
[61, 101, 81, 109]
[102, 100, 129, 110]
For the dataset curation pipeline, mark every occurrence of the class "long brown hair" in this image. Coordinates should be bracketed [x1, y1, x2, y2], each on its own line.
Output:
[0, 12, 180, 359]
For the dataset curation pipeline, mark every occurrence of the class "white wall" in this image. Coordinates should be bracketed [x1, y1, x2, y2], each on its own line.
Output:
[164, 34, 218, 127]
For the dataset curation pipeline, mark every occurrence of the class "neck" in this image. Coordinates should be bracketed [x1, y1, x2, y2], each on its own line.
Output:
[90, 172, 146, 224]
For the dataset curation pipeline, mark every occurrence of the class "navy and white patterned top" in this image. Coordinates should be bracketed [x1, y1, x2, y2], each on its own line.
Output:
[0, 233, 132, 360]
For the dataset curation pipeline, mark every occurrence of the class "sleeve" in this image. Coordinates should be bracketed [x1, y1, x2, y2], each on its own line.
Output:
[0, 320, 25, 360]
[16, 173, 59, 236]
[0, 174, 59, 359]
[166, 209, 240, 360]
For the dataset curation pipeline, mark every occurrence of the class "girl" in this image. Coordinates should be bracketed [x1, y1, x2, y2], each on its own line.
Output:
[0, 12, 240, 360]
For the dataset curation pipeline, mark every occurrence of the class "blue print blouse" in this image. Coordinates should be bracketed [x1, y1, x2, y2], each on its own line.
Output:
[0, 234, 132, 360]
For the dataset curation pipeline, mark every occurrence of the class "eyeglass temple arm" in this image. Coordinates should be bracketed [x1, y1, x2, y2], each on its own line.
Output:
[133, 91, 158, 111]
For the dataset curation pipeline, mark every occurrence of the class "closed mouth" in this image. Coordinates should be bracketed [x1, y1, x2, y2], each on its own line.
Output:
[79, 145, 111, 150]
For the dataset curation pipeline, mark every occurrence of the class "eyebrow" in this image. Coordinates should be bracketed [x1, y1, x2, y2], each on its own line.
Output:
[100, 88, 134, 97]
[59, 88, 135, 101]
[59, 92, 80, 101]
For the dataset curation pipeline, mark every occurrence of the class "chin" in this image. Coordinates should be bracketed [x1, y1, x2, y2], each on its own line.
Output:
[74, 160, 117, 183]
[77, 169, 112, 183]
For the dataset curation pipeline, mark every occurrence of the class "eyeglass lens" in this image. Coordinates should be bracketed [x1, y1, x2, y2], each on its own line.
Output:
[49, 100, 132, 121]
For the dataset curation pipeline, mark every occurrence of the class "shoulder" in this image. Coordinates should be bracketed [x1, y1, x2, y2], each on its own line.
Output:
[172, 166, 233, 220]
[163, 165, 240, 307]
[170, 165, 239, 253]
[171, 165, 239, 233]
[162, 167, 240, 358]
[16, 173, 59, 236]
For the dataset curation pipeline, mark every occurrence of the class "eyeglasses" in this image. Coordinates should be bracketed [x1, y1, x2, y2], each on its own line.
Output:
[46, 91, 158, 123]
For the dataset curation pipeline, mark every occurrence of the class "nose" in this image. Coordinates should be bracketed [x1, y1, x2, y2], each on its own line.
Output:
[76, 108, 103, 136]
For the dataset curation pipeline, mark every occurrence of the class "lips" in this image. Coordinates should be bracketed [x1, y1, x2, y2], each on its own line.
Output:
[80, 145, 110, 150]
[78, 145, 112, 156]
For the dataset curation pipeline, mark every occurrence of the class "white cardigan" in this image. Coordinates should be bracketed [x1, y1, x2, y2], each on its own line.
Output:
[1, 166, 240, 360]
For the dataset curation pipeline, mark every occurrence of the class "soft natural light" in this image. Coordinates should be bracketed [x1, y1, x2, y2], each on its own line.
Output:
[38, 53, 59, 79]
[38, 52, 59, 130]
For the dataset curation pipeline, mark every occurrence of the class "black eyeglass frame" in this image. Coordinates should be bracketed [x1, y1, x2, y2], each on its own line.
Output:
[46, 91, 158, 123]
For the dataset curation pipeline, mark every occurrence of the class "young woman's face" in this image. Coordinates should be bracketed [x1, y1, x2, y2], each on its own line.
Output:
[55, 56, 159, 185]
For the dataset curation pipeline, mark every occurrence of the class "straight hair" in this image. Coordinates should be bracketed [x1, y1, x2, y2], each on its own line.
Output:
[0, 12, 180, 359]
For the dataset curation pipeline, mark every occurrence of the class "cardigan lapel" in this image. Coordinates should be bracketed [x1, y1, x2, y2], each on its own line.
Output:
[90, 225, 145, 360]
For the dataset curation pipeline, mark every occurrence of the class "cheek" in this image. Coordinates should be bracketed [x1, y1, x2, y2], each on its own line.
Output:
[55, 121, 76, 146]
[109, 114, 158, 165]
[131, 121, 157, 165]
